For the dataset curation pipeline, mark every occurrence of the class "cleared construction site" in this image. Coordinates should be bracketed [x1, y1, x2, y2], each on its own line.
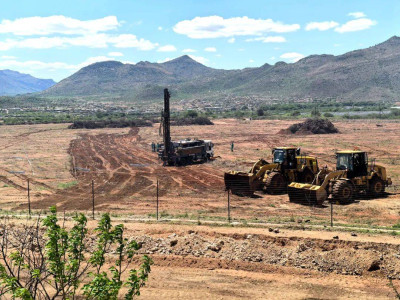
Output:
[1, 92, 400, 298]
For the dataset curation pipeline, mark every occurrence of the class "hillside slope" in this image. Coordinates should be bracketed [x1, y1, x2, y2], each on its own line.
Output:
[42, 36, 400, 102]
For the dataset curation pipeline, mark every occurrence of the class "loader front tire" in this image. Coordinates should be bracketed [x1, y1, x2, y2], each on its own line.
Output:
[300, 168, 315, 184]
[264, 172, 287, 195]
[332, 180, 354, 204]
[369, 177, 385, 197]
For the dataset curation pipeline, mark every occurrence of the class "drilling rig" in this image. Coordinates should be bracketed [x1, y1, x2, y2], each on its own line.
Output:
[162, 88, 172, 164]
[159, 89, 214, 166]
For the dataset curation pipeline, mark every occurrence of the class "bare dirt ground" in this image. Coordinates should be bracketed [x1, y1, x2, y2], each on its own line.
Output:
[1, 119, 400, 298]
[1, 119, 400, 227]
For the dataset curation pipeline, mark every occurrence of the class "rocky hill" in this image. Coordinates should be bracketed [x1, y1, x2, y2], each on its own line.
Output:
[0, 70, 55, 96]
[41, 36, 400, 102]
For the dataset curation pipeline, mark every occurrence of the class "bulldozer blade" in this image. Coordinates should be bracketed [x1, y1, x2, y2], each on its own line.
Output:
[287, 182, 327, 206]
[224, 172, 256, 196]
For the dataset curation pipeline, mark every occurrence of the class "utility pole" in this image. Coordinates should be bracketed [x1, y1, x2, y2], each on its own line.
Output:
[27, 178, 31, 216]
[227, 189, 231, 223]
[156, 179, 159, 220]
[162, 89, 171, 165]
[92, 180, 95, 220]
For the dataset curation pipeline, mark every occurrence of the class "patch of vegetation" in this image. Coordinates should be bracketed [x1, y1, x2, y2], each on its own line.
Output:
[68, 119, 152, 129]
[173, 116, 213, 126]
[323, 112, 334, 118]
[57, 180, 78, 189]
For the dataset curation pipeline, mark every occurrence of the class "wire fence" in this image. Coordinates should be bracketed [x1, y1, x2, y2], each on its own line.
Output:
[1, 170, 400, 230]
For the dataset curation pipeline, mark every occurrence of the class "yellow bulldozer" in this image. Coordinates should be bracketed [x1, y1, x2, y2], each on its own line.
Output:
[224, 147, 319, 196]
[288, 150, 392, 205]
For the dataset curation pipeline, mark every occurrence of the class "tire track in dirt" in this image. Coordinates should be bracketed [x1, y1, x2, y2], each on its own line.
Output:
[35, 128, 225, 211]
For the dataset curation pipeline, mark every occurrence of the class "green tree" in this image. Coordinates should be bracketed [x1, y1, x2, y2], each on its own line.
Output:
[291, 111, 301, 117]
[311, 106, 321, 118]
[256, 108, 264, 116]
[0, 207, 152, 299]
[185, 110, 198, 118]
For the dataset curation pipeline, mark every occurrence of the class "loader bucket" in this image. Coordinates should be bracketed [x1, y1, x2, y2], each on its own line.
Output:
[224, 172, 258, 196]
[287, 182, 327, 206]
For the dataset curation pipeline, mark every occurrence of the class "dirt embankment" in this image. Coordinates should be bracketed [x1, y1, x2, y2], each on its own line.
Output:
[131, 229, 400, 279]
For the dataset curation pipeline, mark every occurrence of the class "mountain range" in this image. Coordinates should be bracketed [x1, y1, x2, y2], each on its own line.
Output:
[11, 36, 400, 102]
[0, 70, 55, 96]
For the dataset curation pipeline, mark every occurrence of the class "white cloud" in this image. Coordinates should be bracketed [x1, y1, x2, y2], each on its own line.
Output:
[246, 36, 286, 43]
[173, 16, 300, 39]
[108, 52, 123, 57]
[215, 54, 222, 57]
[249, 59, 254, 63]
[348, 12, 366, 19]
[157, 45, 177, 52]
[305, 21, 339, 31]
[158, 26, 163, 30]
[182, 48, 196, 53]
[270, 56, 276, 60]
[0, 56, 117, 73]
[334, 18, 376, 33]
[0, 34, 158, 51]
[108, 34, 158, 50]
[188, 55, 209, 65]
[280, 52, 304, 62]
[204, 47, 217, 52]
[1, 55, 16, 59]
[0, 16, 119, 36]
[228, 37, 235, 43]
[238, 48, 245, 51]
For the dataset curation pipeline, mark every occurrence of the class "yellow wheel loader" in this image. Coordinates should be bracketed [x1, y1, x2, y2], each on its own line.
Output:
[224, 147, 319, 196]
[288, 150, 392, 205]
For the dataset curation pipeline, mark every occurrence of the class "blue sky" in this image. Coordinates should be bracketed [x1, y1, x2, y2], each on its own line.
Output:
[0, 0, 399, 81]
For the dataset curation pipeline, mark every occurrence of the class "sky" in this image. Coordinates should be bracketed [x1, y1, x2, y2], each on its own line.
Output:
[0, 0, 399, 81]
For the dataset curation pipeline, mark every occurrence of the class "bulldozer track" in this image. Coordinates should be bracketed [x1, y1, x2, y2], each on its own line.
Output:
[34, 128, 225, 211]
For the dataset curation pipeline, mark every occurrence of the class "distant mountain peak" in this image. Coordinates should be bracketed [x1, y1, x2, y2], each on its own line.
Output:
[0, 69, 55, 96]
[164, 55, 200, 65]
[84, 60, 124, 69]
[381, 35, 400, 45]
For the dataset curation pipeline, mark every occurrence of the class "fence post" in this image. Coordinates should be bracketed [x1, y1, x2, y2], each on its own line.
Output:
[92, 180, 95, 220]
[227, 189, 231, 223]
[27, 178, 31, 216]
[156, 179, 159, 220]
[330, 201, 333, 227]
[72, 155, 77, 177]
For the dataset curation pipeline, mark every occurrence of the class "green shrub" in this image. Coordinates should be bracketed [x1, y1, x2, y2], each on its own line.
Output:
[0, 207, 152, 299]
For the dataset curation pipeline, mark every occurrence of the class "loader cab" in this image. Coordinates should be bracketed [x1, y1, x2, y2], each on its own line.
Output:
[272, 147, 299, 170]
[336, 151, 368, 178]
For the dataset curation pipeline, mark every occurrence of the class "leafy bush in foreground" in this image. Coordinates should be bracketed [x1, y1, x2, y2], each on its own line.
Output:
[0, 207, 152, 299]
